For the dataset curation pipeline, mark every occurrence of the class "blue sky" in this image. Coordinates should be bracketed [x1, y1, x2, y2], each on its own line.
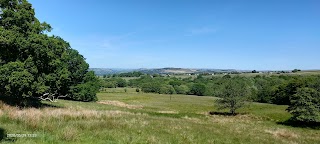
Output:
[29, 0, 320, 70]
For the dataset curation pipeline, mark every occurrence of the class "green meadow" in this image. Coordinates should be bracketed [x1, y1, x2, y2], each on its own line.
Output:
[0, 90, 319, 144]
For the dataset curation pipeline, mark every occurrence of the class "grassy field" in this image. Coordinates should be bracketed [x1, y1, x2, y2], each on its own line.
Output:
[0, 91, 319, 144]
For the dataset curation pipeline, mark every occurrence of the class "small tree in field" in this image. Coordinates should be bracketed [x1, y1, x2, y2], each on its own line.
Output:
[215, 77, 250, 115]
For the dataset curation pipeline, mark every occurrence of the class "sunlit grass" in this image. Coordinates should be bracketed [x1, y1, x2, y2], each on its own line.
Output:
[0, 91, 319, 144]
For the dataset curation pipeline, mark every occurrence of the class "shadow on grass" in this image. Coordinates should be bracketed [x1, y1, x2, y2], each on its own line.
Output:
[277, 118, 320, 130]
[0, 95, 62, 109]
[0, 128, 16, 142]
[209, 111, 249, 116]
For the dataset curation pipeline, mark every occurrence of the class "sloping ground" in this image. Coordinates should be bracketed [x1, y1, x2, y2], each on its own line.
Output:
[0, 93, 319, 144]
[97, 100, 143, 109]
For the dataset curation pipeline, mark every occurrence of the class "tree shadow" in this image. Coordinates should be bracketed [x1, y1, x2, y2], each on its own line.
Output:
[277, 118, 320, 130]
[209, 111, 238, 116]
[0, 128, 16, 142]
[0, 95, 62, 109]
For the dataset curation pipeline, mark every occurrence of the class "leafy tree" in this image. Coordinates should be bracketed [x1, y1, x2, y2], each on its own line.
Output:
[189, 83, 206, 96]
[0, 0, 99, 103]
[115, 78, 127, 87]
[287, 88, 320, 123]
[169, 80, 182, 87]
[69, 72, 99, 102]
[174, 85, 189, 95]
[253, 77, 281, 103]
[159, 85, 176, 94]
[273, 78, 306, 105]
[141, 82, 161, 93]
[215, 77, 250, 115]
[103, 81, 117, 88]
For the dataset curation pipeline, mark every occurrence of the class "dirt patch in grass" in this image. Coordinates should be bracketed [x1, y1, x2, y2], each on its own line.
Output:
[97, 100, 143, 109]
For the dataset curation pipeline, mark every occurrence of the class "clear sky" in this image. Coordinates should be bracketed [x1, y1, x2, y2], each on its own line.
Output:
[29, 0, 320, 70]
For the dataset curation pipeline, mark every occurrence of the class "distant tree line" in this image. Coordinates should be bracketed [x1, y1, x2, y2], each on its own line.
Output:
[104, 71, 144, 78]
[102, 78, 127, 88]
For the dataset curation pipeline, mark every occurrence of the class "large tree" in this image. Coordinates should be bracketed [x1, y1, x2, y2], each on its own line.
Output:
[287, 88, 320, 123]
[0, 0, 99, 103]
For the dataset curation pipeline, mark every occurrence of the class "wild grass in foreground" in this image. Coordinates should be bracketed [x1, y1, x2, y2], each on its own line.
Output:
[0, 92, 319, 144]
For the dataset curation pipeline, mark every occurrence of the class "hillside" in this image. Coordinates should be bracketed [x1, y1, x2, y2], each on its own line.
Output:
[89, 68, 238, 76]
[1, 91, 319, 143]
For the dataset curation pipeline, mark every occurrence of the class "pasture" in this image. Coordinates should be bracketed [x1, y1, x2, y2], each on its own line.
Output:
[0, 91, 319, 144]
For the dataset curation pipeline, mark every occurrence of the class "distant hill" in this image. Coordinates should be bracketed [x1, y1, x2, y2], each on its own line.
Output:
[89, 68, 238, 76]
[89, 68, 135, 76]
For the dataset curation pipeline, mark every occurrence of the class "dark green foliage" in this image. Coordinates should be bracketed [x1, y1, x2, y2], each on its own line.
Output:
[117, 71, 144, 77]
[273, 78, 306, 105]
[222, 74, 231, 79]
[189, 83, 206, 96]
[292, 69, 301, 73]
[102, 77, 127, 88]
[287, 88, 320, 123]
[69, 71, 99, 102]
[159, 85, 176, 94]
[174, 85, 189, 95]
[141, 82, 161, 93]
[116, 78, 127, 87]
[215, 77, 251, 114]
[253, 76, 284, 103]
[169, 80, 182, 87]
[0, 0, 99, 102]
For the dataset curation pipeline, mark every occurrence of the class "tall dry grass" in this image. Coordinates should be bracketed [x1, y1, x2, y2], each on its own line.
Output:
[0, 101, 135, 130]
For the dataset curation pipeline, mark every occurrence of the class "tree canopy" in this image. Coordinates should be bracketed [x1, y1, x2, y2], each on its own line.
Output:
[287, 88, 320, 123]
[215, 77, 251, 115]
[0, 0, 99, 103]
